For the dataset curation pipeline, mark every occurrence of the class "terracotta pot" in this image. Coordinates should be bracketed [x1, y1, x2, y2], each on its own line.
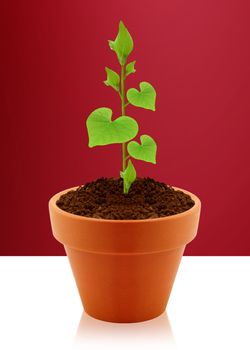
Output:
[49, 186, 201, 323]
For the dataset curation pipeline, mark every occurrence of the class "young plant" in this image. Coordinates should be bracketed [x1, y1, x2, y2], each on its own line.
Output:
[86, 21, 157, 193]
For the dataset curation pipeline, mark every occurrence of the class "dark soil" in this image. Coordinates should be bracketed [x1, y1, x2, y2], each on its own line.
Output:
[56, 178, 195, 220]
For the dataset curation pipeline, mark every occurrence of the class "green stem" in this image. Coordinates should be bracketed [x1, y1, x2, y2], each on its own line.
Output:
[121, 64, 126, 172]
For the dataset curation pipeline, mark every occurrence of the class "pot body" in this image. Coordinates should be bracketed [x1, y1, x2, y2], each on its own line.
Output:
[49, 187, 201, 323]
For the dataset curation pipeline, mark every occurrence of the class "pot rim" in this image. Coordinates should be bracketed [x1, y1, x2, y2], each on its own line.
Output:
[49, 185, 201, 224]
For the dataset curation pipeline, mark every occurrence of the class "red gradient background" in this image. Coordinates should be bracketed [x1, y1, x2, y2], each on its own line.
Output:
[1, 0, 250, 255]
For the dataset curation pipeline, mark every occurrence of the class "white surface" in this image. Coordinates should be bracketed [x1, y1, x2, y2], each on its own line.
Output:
[0, 257, 249, 350]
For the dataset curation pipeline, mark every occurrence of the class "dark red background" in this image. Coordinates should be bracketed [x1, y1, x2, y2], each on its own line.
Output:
[1, 0, 250, 255]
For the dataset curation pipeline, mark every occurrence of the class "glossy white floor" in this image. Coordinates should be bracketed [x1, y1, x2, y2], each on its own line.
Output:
[0, 257, 249, 350]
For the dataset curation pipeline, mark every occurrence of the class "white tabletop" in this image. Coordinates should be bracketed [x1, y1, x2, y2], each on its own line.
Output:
[0, 257, 249, 350]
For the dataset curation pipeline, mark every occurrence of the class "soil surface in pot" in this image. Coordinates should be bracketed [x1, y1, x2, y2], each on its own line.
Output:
[56, 178, 195, 220]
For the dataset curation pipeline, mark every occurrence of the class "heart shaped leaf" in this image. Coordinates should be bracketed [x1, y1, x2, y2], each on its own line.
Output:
[120, 159, 136, 194]
[104, 67, 120, 92]
[86, 107, 138, 148]
[127, 135, 157, 164]
[127, 82, 156, 111]
[108, 21, 133, 65]
[126, 61, 136, 77]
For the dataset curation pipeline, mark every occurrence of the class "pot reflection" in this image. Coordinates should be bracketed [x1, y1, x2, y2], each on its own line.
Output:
[74, 311, 176, 349]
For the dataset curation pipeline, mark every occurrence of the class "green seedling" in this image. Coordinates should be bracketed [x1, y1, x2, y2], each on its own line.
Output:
[86, 21, 157, 193]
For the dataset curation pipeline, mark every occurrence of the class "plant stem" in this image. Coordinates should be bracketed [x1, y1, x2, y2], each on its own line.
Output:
[121, 64, 126, 172]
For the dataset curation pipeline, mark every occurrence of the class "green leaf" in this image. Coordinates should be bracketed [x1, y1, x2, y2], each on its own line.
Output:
[120, 160, 137, 194]
[104, 67, 120, 92]
[126, 61, 136, 77]
[86, 107, 138, 148]
[127, 135, 157, 164]
[108, 21, 133, 65]
[127, 82, 156, 111]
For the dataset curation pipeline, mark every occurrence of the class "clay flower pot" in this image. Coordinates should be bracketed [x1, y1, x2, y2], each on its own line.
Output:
[49, 186, 201, 323]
